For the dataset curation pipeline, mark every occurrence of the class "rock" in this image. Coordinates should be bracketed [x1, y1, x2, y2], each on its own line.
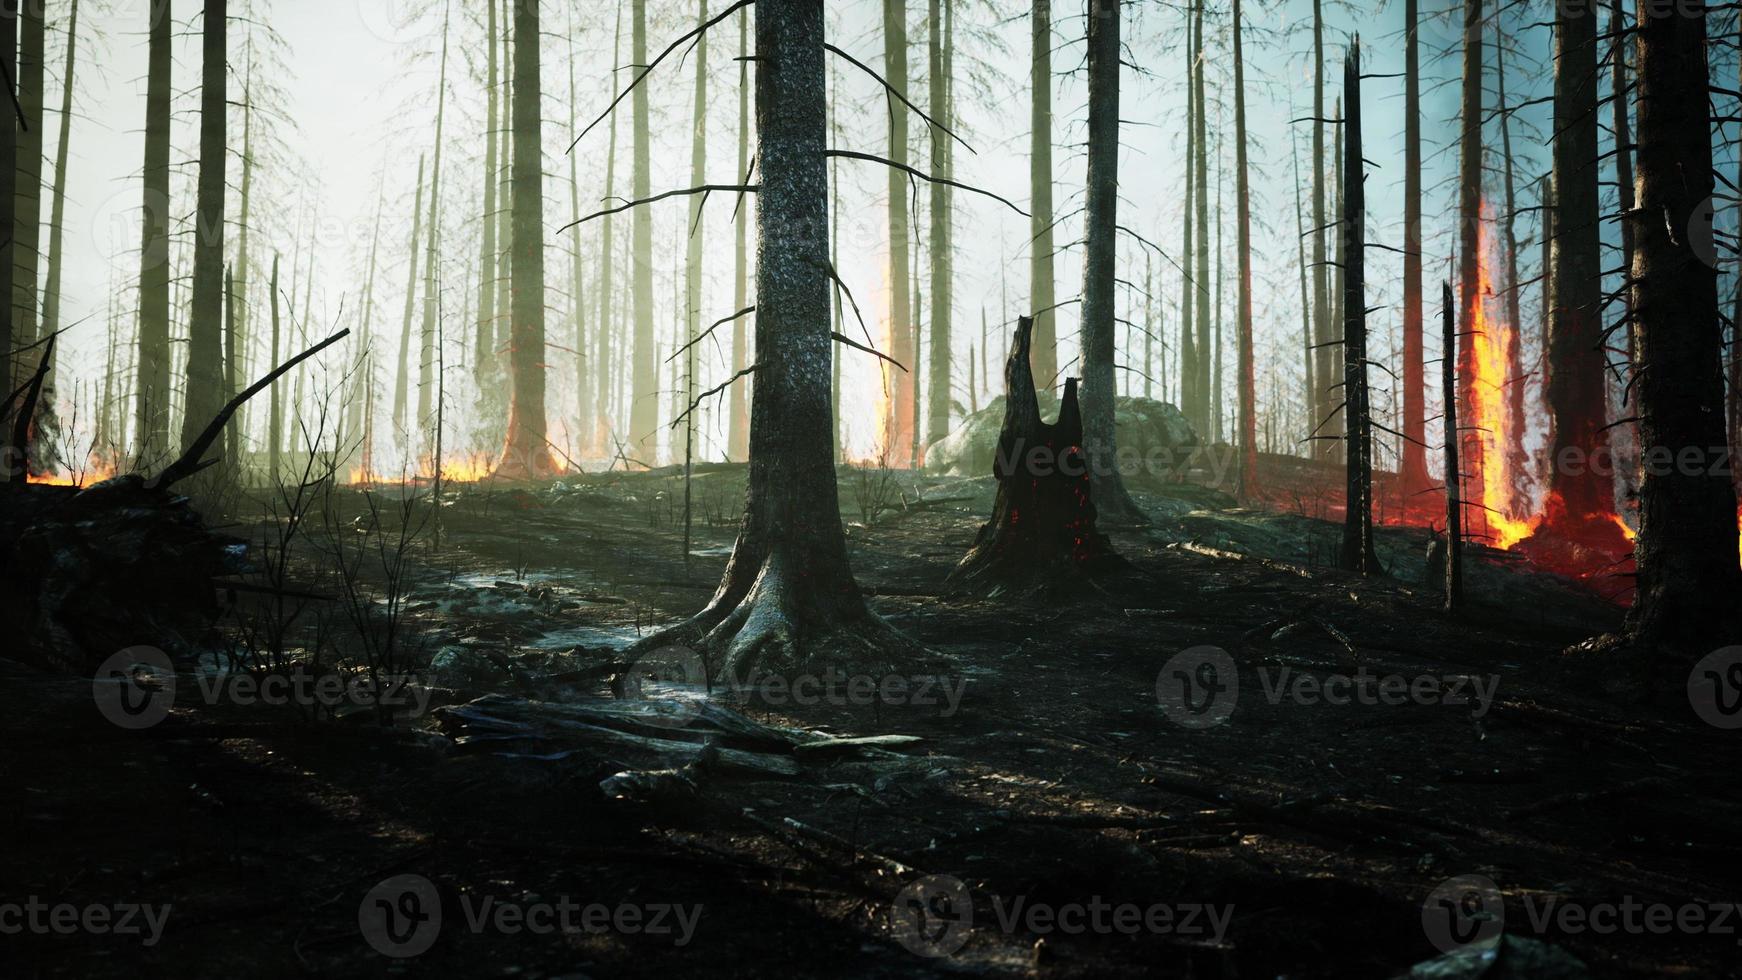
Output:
[924, 394, 1197, 478]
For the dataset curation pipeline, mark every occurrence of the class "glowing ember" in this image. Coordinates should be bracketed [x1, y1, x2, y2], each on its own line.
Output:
[26, 463, 115, 488]
[1463, 208, 1537, 550]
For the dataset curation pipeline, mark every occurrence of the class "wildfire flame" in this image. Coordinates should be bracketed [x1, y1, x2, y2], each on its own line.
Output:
[26, 462, 116, 488]
[1465, 210, 1538, 549]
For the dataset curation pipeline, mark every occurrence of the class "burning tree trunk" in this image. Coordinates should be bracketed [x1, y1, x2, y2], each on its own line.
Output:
[497, 0, 556, 479]
[1620, 0, 1741, 654]
[1340, 48, 1376, 574]
[1496, 17, 1527, 500]
[1029, 0, 1057, 390]
[1454, 0, 1485, 523]
[633, 0, 912, 678]
[948, 316, 1122, 596]
[1080, 0, 1143, 523]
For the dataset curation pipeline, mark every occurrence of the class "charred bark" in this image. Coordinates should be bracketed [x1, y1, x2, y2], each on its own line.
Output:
[947, 316, 1122, 597]
[1340, 49, 1377, 575]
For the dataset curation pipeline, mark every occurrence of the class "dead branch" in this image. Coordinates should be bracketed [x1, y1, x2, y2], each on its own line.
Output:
[824, 150, 1028, 217]
[667, 306, 756, 364]
[570, 0, 755, 150]
[832, 332, 908, 373]
[560, 185, 759, 232]
[824, 43, 976, 156]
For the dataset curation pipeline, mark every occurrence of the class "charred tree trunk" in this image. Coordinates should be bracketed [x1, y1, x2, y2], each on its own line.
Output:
[729, 5, 751, 461]
[267, 255, 281, 485]
[1496, 16, 1527, 503]
[1443, 282, 1463, 610]
[0, 0, 13, 410]
[949, 316, 1121, 596]
[14, 0, 43, 359]
[181, 0, 227, 460]
[1309, 0, 1330, 458]
[1293, 121, 1311, 449]
[497, 0, 555, 478]
[1621, 0, 1741, 654]
[134, 0, 172, 463]
[1543, 0, 1611, 530]
[1401, 0, 1428, 490]
[633, 0, 911, 678]
[1080, 0, 1142, 523]
[1233, 0, 1256, 497]
[1340, 49, 1376, 574]
[1029, 0, 1057, 389]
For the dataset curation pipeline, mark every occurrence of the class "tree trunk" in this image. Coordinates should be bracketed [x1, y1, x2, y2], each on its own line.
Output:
[1443, 281, 1462, 610]
[1339, 49, 1376, 574]
[497, 0, 554, 478]
[14, 0, 43, 360]
[1622, 0, 1741, 654]
[1400, 0, 1427, 490]
[38, 0, 77, 361]
[476, 0, 498, 385]
[925, 0, 953, 451]
[267, 255, 281, 485]
[1543, 0, 1611, 529]
[0, 0, 14, 413]
[1028, 0, 1057, 389]
[1454, 0, 1483, 520]
[730, 4, 751, 461]
[1079, 0, 1141, 523]
[1293, 120, 1312, 452]
[1192, 0, 1211, 436]
[1233, 0, 1256, 496]
[634, 0, 909, 678]
[681, 0, 710, 546]
[1329, 94, 1344, 462]
[393, 156, 425, 437]
[132, 0, 172, 461]
[948, 316, 1122, 596]
[882, 0, 915, 464]
[180, 0, 227, 460]
[229, 52, 252, 472]
[417, 14, 450, 443]
[597, 5, 622, 450]
[629, 0, 657, 461]
[1610, 0, 1635, 360]
[1309, 0, 1330, 458]
[1496, 12, 1527, 509]
[1179, 0, 1196, 421]
[353, 189, 384, 477]
[567, 17, 589, 452]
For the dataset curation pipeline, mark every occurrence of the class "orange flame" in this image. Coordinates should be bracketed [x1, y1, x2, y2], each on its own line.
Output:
[1466, 210, 1538, 549]
[26, 462, 116, 487]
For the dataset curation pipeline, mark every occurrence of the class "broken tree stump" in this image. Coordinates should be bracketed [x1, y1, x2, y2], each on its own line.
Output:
[946, 316, 1125, 597]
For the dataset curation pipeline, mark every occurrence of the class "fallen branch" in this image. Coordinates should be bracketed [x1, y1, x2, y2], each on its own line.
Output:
[153, 329, 351, 489]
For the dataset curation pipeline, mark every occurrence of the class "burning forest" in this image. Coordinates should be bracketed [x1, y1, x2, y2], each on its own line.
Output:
[3, 0, 1742, 977]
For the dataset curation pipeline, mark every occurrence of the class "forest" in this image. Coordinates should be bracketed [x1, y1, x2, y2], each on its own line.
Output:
[2, 0, 1740, 976]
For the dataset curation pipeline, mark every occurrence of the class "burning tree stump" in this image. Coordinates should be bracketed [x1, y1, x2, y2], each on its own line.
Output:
[947, 316, 1124, 597]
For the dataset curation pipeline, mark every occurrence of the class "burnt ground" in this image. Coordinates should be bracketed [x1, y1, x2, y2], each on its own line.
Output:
[3, 462, 1739, 979]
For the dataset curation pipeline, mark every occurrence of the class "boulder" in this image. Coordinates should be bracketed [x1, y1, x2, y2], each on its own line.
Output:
[924, 394, 1197, 478]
